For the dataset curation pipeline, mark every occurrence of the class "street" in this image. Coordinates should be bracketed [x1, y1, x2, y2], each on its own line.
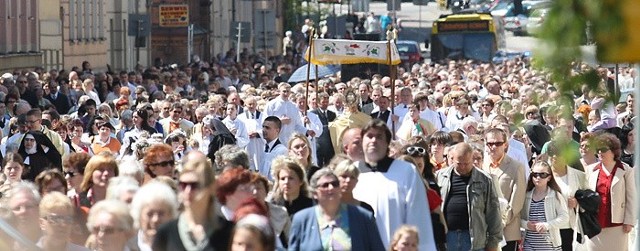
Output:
[368, 1, 539, 53]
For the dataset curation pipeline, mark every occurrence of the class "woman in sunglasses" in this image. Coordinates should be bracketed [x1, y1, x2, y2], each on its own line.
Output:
[141, 144, 175, 184]
[62, 152, 90, 205]
[37, 192, 87, 251]
[545, 140, 589, 250]
[584, 133, 636, 251]
[288, 168, 385, 251]
[400, 142, 447, 251]
[521, 161, 569, 251]
[153, 152, 234, 251]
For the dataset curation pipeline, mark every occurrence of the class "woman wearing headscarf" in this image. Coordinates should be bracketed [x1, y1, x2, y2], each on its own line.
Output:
[18, 131, 62, 181]
[206, 115, 236, 163]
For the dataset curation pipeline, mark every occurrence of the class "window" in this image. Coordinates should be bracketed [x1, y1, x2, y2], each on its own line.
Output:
[68, 0, 105, 43]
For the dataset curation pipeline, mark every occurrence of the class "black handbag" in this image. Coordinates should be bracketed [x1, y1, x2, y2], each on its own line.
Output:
[574, 189, 602, 238]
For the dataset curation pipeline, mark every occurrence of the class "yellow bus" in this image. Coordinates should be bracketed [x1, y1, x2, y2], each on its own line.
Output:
[430, 12, 506, 62]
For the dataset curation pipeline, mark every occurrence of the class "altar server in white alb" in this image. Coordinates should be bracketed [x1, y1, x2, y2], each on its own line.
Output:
[293, 93, 323, 166]
[353, 119, 436, 251]
[222, 103, 249, 148]
[238, 96, 264, 171]
[263, 83, 307, 144]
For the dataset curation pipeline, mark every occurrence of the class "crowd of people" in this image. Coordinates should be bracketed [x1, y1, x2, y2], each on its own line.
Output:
[0, 47, 636, 251]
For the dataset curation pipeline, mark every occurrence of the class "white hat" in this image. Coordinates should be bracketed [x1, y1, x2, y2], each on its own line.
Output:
[1, 73, 13, 80]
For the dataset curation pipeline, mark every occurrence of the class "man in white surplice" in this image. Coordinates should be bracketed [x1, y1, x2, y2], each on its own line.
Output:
[352, 119, 436, 251]
[263, 83, 307, 144]
[221, 103, 249, 148]
[238, 96, 264, 171]
[293, 93, 323, 166]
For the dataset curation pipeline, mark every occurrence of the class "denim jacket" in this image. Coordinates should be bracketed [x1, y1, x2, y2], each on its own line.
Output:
[436, 167, 504, 250]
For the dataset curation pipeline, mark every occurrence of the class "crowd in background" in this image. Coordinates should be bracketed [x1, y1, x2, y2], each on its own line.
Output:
[0, 46, 636, 251]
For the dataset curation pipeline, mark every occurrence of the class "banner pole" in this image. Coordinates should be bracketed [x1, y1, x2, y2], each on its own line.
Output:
[304, 28, 315, 117]
[387, 27, 396, 139]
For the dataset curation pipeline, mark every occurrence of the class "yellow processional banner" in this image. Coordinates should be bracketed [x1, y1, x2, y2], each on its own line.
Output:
[306, 39, 401, 66]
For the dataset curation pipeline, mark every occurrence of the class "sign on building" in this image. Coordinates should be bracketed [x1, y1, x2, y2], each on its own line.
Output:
[159, 5, 189, 27]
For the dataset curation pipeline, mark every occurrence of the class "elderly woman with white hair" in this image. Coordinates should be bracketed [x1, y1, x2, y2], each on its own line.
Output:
[86, 200, 135, 251]
[37, 192, 89, 251]
[105, 176, 139, 204]
[130, 182, 179, 251]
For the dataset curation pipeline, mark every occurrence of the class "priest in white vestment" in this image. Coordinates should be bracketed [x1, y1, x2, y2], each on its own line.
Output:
[263, 83, 307, 144]
[352, 119, 437, 251]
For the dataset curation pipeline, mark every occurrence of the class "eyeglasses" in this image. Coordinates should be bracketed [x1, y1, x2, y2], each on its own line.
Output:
[486, 141, 505, 147]
[237, 184, 257, 193]
[317, 180, 339, 189]
[64, 171, 80, 178]
[482, 103, 492, 107]
[148, 160, 174, 168]
[531, 172, 551, 179]
[178, 181, 201, 191]
[597, 147, 610, 153]
[91, 225, 123, 235]
[43, 214, 74, 225]
[11, 203, 37, 212]
[405, 146, 426, 156]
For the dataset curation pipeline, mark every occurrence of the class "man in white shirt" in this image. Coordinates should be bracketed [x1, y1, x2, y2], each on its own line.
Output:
[328, 92, 345, 116]
[82, 79, 101, 106]
[222, 103, 249, 148]
[392, 87, 413, 126]
[260, 116, 288, 180]
[353, 119, 436, 250]
[238, 96, 264, 171]
[415, 92, 445, 131]
[263, 83, 307, 144]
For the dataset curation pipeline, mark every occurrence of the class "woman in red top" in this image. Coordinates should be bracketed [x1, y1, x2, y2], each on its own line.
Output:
[585, 133, 636, 251]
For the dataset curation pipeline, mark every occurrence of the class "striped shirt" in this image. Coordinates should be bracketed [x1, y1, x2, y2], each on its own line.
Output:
[523, 198, 561, 251]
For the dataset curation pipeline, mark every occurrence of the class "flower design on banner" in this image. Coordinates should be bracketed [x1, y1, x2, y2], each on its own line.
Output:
[321, 42, 339, 54]
[364, 44, 380, 56]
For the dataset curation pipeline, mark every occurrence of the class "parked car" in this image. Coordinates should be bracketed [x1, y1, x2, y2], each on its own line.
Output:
[492, 50, 531, 64]
[490, 0, 551, 36]
[525, 7, 550, 36]
[396, 40, 423, 67]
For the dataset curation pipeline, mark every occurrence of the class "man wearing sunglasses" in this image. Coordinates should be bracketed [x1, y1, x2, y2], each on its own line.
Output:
[352, 119, 436, 250]
[482, 128, 526, 251]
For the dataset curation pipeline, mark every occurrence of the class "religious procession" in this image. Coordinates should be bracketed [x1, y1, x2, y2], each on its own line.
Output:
[0, 0, 638, 250]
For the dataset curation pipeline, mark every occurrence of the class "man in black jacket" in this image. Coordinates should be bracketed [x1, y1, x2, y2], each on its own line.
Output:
[311, 92, 336, 167]
[45, 81, 71, 114]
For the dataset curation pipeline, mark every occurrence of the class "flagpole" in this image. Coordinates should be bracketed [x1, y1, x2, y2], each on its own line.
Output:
[315, 64, 319, 107]
[387, 27, 396, 139]
[304, 28, 315, 117]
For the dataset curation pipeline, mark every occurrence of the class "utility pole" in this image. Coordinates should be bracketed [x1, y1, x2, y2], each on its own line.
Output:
[188, 24, 194, 64]
[235, 22, 243, 62]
